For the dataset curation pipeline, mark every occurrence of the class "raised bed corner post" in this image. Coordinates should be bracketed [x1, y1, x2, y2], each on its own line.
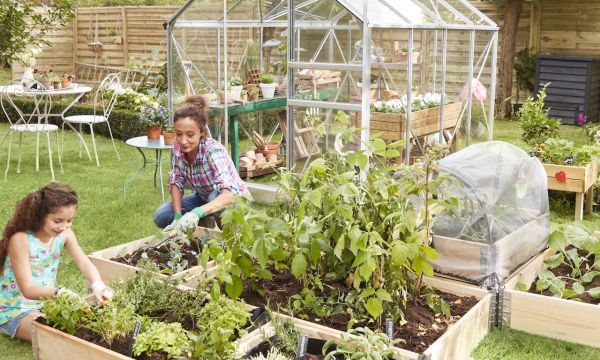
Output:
[485, 273, 505, 330]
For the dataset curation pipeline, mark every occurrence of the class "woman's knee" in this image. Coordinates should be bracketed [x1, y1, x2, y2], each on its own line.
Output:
[153, 204, 173, 228]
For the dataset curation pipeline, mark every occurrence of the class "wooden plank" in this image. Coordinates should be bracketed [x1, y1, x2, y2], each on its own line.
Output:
[506, 289, 600, 348]
[33, 322, 132, 360]
[121, 7, 129, 67]
[503, 248, 556, 290]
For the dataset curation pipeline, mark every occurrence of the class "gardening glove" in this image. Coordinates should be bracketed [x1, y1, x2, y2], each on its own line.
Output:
[56, 287, 81, 301]
[164, 213, 183, 232]
[174, 208, 206, 233]
[91, 281, 114, 306]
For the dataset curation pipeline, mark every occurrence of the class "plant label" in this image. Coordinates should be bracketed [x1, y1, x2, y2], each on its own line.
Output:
[385, 318, 394, 340]
[127, 320, 142, 357]
[295, 334, 309, 360]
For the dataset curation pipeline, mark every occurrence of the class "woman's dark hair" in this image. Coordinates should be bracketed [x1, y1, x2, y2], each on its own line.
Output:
[0, 183, 78, 275]
[174, 95, 209, 137]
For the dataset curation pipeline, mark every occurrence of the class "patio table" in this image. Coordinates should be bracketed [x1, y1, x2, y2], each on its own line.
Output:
[122, 135, 173, 203]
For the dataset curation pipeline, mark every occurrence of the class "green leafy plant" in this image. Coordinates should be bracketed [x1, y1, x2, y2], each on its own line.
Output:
[84, 302, 137, 346]
[133, 321, 192, 359]
[532, 138, 600, 166]
[229, 76, 243, 87]
[323, 327, 405, 359]
[250, 349, 293, 360]
[517, 83, 560, 146]
[41, 293, 90, 335]
[533, 225, 600, 301]
[514, 48, 536, 103]
[260, 73, 274, 84]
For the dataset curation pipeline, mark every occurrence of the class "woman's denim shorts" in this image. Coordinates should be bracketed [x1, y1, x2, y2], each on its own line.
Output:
[0, 310, 36, 338]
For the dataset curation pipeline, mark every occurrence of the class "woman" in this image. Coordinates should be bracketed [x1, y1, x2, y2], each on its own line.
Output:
[154, 95, 248, 231]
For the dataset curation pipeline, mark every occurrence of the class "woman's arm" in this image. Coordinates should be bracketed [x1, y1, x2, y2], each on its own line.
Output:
[63, 229, 103, 285]
[171, 186, 183, 215]
[199, 189, 234, 216]
[9, 233, 57, 300]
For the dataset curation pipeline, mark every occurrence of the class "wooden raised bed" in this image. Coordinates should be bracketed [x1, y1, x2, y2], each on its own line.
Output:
[543, 161, 597, 221]
[239, 277, 491, 360]
[501, 248, 600, 348]
[430, 214, 549, 283]
[88, 226, 219, 288]
[354, 102, 463, 143]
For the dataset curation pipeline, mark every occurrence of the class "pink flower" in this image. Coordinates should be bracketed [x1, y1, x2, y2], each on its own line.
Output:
[576, 112, 587, 125]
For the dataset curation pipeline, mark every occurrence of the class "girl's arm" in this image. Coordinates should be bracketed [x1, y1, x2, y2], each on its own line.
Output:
[9, 233, 56, 300]
[198, 189, 234, 216]
[63, 229, 103, 286]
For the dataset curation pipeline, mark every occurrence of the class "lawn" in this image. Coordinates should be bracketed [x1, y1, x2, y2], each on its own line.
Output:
[0, 120, 599, 358]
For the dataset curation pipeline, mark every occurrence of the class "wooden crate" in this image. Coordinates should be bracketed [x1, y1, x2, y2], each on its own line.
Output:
[543, 161, 597, 221]
[354, 102, 463, 142]
[88, 226, 219, 288]
[238, 277, 490, 360]
[430, 214, 549, 283]
[501, 249, 600, 348]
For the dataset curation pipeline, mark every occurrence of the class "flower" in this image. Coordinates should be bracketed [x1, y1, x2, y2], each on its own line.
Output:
[14, 45, 42, 68]
[576, 112, 587, 125]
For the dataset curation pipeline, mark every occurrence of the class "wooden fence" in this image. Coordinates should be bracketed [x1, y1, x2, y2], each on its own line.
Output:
[11, 1, 600, 96]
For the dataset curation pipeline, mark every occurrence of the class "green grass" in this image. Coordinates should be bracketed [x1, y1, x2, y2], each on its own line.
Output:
[472, 329, 600, 360]
[0, 68, 10, 84]
[1, 120, 600, 358]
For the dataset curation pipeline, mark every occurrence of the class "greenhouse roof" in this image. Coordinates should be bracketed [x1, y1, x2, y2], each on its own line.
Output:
[169, 0, 497, 31]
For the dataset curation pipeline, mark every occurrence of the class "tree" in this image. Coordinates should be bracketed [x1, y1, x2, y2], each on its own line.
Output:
[0, 0, 76, 68]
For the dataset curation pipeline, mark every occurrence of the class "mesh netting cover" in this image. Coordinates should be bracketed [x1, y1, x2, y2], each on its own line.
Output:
[431, 141, 550, 283]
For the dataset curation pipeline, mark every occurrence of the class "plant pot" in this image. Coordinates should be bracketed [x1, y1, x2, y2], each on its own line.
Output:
[163, 132, 175, 145]
[38, 79, 52, 89]
[60, 79, 72, 89]
[250, 93, 260, 101]
[240, 94, 248, 102]
[146, 125, 161, 140]
[218, 91, 233, 104]
[256, 141, 280, 156]
[398, 52, 420, 64]
[259, 83, 276, 99]
[230, 85, 243, 100]
[53, 82, 61, 90]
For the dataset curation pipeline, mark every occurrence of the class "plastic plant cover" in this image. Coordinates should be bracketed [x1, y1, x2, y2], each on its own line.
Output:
[430, 141, 550, 283]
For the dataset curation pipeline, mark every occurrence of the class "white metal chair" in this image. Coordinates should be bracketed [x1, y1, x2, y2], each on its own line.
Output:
[62, 73, 120, 166]
[0, 80, 63, 181]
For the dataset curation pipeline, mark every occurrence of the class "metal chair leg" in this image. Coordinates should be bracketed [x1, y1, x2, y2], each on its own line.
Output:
[17, 132, 23, 174]
[90, 124, 99, 166]
[55, 131, 63, 173]
[46, 132, 55, 181]
[5, 132, 13, 180]
[106, 121, 120, 160]
[79, 123, 83, 158]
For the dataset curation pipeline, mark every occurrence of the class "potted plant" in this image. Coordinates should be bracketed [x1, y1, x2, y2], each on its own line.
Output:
[162, 123, 175, 145]
[88, 39, 103, 53]
[239, 89, 248, 102]
[229, 76, 244, 100]
[35, 70, 53, 89]
[49, 72, 61, 89]
[138, 103, 168, 140]
[218, 86, 233, 104]
[259, 73, 276, 99]
[197, 84, 213, 106]
[60, 74, 74, 89]
[248, 86, 260, 101]
[398, 45, 420, 64]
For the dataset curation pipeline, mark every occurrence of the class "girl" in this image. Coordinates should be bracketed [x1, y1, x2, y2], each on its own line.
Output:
[154, 95, 248, 231]
[0, 183, 113, 341]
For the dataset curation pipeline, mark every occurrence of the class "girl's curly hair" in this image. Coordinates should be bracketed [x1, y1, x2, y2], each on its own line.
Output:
[1, 183, 78, 275]
[173, 95, 209, 138]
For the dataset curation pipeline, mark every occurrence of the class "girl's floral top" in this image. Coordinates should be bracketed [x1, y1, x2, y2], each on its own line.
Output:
[169, 138, 248, 201]
[0, 232, 64, 325]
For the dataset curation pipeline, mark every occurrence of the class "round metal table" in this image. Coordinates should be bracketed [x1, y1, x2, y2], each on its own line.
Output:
[122, 135, 173, 203]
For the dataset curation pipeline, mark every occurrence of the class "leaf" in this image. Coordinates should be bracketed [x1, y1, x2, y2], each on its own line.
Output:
[310, 238, 321, 264]
[210, 281, 221, 301]
[334, 233, 346, 260]
[306, 189, 322, 208]
[358, 287, 375, 300]
[588, 287, 600, 299]
[251, 238, 270, 269]
[356, 154, 368, 171]
[384, 149, 401, 158]
[572, 282, 585, 294]
[269, 218, 288, 233]
[371, 138, 387, 156]
[412, 255, 433, 277]
[358, 257, 377, 281]
[582, 271, 599, 284]
[291, 254, 307, 278]
[225, 275, 243, 299]
[422, 245, 441, 260]
[376, 289, 392, 302]
[548, 230, 566, 251]
[365, 297, 383, 319]
[516, 282, 528, 292]
[543, 253, 564, 268]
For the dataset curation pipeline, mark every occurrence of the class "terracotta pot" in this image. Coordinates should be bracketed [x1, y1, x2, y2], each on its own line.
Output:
[53, 82, 61, 90]
[60, 79, 72, 89]
[38, 79, 52, 89]
[250, 92, 260, 101]
[218, 91, 233, 104]
[163, 131, 175, 145]
[146, 125, 161, 140]
[257, 141, 280, 156]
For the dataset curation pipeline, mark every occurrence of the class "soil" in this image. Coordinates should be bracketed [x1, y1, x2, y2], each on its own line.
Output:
[527, 247, 600, 304]
[111, 240, 202, 273]
[241, 268, 479, 353]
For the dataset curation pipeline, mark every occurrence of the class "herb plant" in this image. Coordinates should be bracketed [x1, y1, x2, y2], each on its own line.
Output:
[323, 327, 405, 359]
[41, 293, 90, 335]
[531, 138, 600, 166]
[133, 321, 192, 359]
[517, 83, 560, 146]
[83, 302, 136, 346]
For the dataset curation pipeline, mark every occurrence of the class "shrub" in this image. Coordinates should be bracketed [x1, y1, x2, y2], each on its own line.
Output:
[517, 83, 560, 146]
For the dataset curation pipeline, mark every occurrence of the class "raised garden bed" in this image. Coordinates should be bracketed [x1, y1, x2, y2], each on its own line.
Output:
[88, 227, 220, 288]
[502, 242, 600, 348]
[543, 161, 597, 221]
[235, 272, 491, 360]
[430, 214, 549, 284]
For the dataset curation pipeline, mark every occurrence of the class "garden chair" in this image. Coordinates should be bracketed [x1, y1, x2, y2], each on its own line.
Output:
[61, 73, 120, 166]
[0, 79, 63, 181]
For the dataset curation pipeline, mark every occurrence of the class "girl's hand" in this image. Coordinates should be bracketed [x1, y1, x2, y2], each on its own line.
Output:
[91, 281, 114, 305]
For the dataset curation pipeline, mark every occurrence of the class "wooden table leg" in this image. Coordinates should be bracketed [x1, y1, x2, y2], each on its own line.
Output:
[585, 186, 594, 215]
[575, 192, 584, 221]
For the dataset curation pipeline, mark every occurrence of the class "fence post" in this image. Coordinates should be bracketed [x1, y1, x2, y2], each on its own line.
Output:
[122, 7, 129, 68]
[72, 11, 78, 73]
[529, 1, 542, 53]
